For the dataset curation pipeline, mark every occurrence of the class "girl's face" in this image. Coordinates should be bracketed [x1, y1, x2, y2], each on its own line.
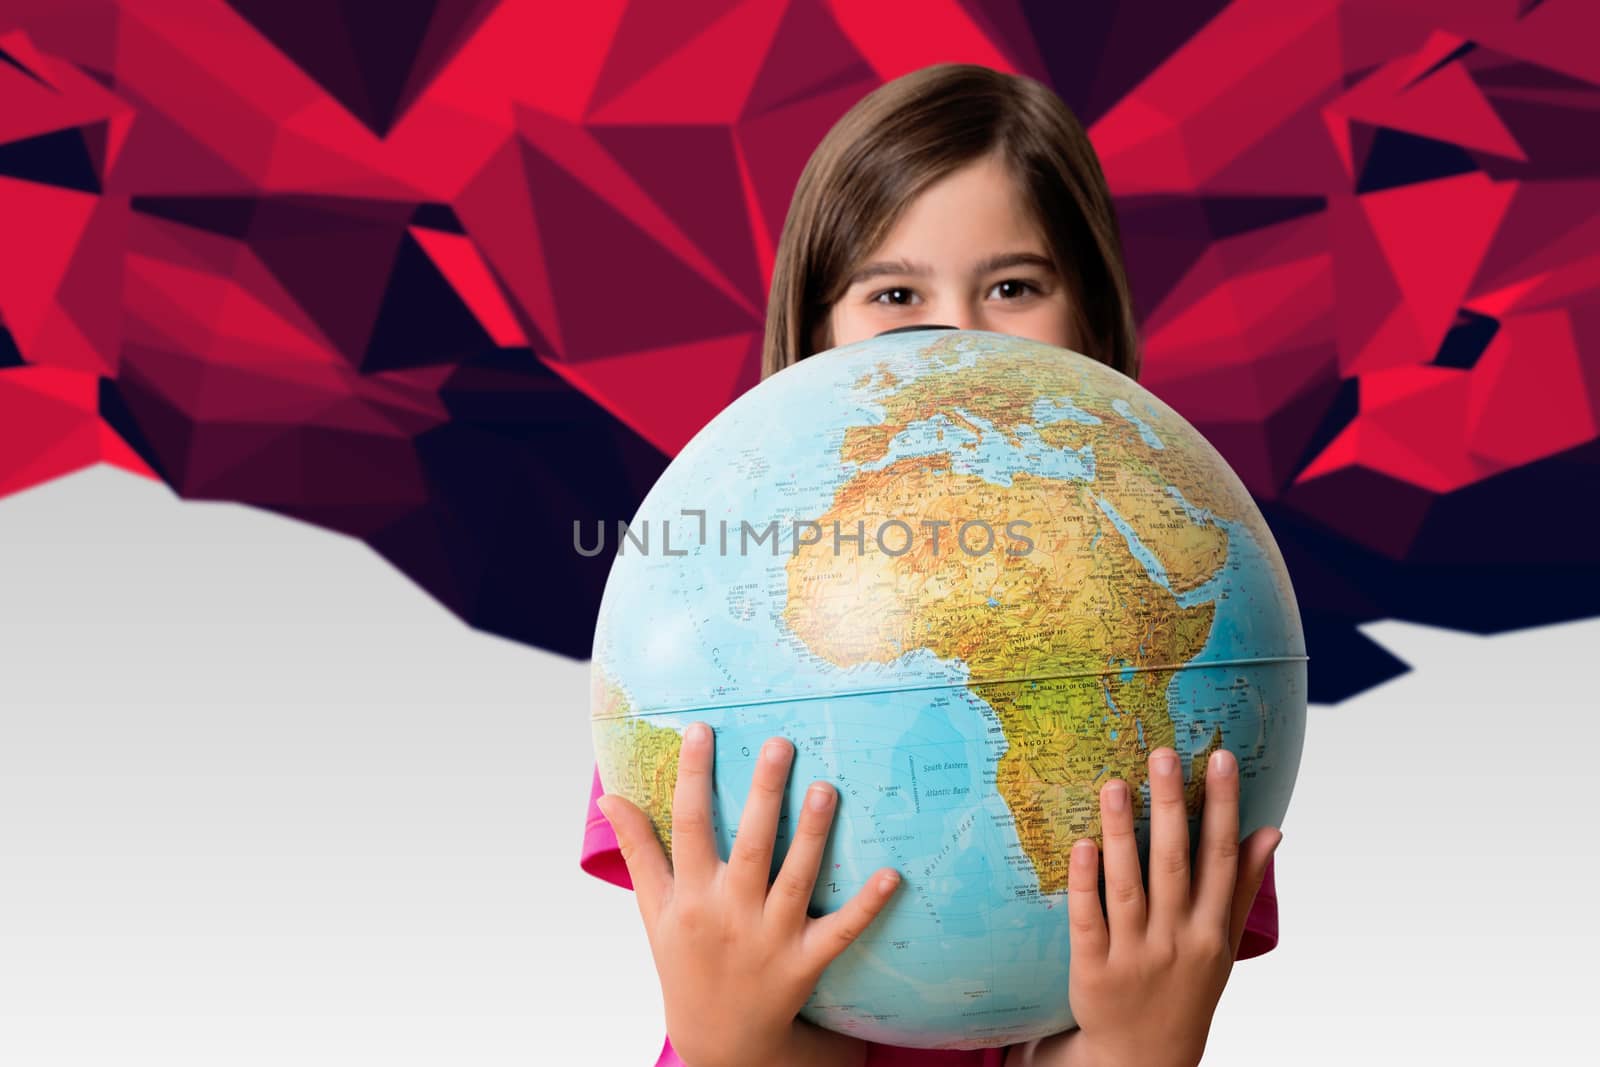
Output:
[818, 152, 1078, 353]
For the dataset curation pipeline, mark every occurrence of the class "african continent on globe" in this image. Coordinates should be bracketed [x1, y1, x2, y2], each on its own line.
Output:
[590, 328, 1306, 1050]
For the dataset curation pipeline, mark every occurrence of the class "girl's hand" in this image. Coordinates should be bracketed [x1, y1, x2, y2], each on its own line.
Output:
[596, 722, 902, 1067]
[1010, 747, 1281, 1067]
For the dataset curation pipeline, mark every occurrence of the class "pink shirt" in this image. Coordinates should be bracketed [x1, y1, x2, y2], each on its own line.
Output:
[580, 765, 1278, 1066]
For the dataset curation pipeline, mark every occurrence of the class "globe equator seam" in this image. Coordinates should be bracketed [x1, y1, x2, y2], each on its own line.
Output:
[592, 654, 1310, 720]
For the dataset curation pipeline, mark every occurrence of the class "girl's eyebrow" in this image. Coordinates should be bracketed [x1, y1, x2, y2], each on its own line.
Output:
[847, 251, 1057, 285]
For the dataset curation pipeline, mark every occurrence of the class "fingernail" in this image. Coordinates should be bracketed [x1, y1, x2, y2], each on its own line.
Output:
[763, 738, 790, 764]
[1152, 751, 1178, 776]
[596, 795, 614, 823]
[1209, 749, 1234, 778]
[806, 783, 833, 811]
[1271, 830, 1284, 854]
[877, 872, 900, 895]
[1104, 779, 1127, 812]
[686, 722, 710, 746]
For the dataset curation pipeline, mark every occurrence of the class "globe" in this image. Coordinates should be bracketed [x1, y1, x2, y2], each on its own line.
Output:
[589, 327, 1306, 1050]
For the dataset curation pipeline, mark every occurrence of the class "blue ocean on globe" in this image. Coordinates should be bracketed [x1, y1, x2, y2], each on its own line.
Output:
[590, 329, 1306, 1049]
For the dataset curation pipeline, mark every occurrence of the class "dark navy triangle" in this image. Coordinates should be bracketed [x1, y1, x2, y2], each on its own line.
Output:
[409, 202, 465, 233]
[1201, 195, 1327, 240]
[1356, 127, 1478, 193]
[131, 195, 259, 239]
[1432, 309, 1499, 369]
[0, 322, 23, 367]
[362, 231, 495, 372]
[0, 127, 101, 194]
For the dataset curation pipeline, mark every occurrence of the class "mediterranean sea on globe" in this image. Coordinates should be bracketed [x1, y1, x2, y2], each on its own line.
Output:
[589, 328, 1306, 1050]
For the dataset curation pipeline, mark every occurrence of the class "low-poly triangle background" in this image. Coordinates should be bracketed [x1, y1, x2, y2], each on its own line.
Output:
[1, 0, 1596, 700]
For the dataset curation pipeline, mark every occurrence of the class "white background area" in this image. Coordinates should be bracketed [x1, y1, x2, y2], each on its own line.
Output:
[1, 466, 1593, 1064]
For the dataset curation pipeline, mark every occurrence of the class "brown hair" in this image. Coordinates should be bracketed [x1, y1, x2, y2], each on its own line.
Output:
[761, 63, 1141, 382]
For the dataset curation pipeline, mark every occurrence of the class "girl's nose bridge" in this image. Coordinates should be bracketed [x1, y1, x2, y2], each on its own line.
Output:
[932, 296, 981, 331]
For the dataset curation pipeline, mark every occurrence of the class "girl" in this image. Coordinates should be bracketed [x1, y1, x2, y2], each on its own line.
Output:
[584, 63, 1283, 1067]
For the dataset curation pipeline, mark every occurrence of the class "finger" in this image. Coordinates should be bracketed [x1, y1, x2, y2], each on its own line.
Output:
[1098, 775, 1145, 944]
[1192, 747, 1242, 938]
[668, 722, 720, 885]
[766, 781, 837, 930]
[1229, 828, 1282, 960]
[800, 868, 900, 976]
[595, 793, 673, 927]
[726, 736, 795, 904]
[1144, 747, 1191, 933]
[1066, 837, 1109, 963]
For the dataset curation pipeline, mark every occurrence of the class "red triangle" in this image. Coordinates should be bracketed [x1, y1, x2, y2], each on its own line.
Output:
[735, 78, 877, 250]
[100, 106, 257, 194]
[1091, 96, 1193, 195]
[1363, 372, 1490, 492]
[1344, 303, 1427, 377]
[1338, 34, 1525, 161]
[1362, 365, 1458, 410]
[1249, 340, 1337, 415]
[33, 305, 104, 377]
[1470, 183, 1600, 299]
[99, 422, 157, 479]
[826, 0, 1012, 81]
[267, 103, 413, 194]
[586, 0, 746, 116]
[0, 177, 97, 351]
[0, 34, 120, 147]
[1358, 173, 1515, 368]
[409, 226, 527, 347]
[1208, 106, 1350, 194]
[515, 104, 755, 322]
[519, 136, 758, 359]
[742, 0, 872, 118]
[456, 139, 564, 354]
[1294, 421, 1359, 485]
[540, 332, 759, 456]
[1466, 309, 1597, 470]
[587, 0, 787, 124]
[0, 368, 100, 498]
[590, 124, 763, 306]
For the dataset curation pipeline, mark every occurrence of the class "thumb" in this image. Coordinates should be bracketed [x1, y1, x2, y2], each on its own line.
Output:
[1228, 827, 1281, 960]
[597, 793, 674, 921]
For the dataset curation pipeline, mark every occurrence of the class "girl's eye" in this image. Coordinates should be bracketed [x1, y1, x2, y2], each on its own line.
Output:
[990, 279, 1040, 300]
[871, 287, 919, 306]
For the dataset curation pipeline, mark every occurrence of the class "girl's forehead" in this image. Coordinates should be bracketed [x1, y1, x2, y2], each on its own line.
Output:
[865, 160, 1048, 252]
